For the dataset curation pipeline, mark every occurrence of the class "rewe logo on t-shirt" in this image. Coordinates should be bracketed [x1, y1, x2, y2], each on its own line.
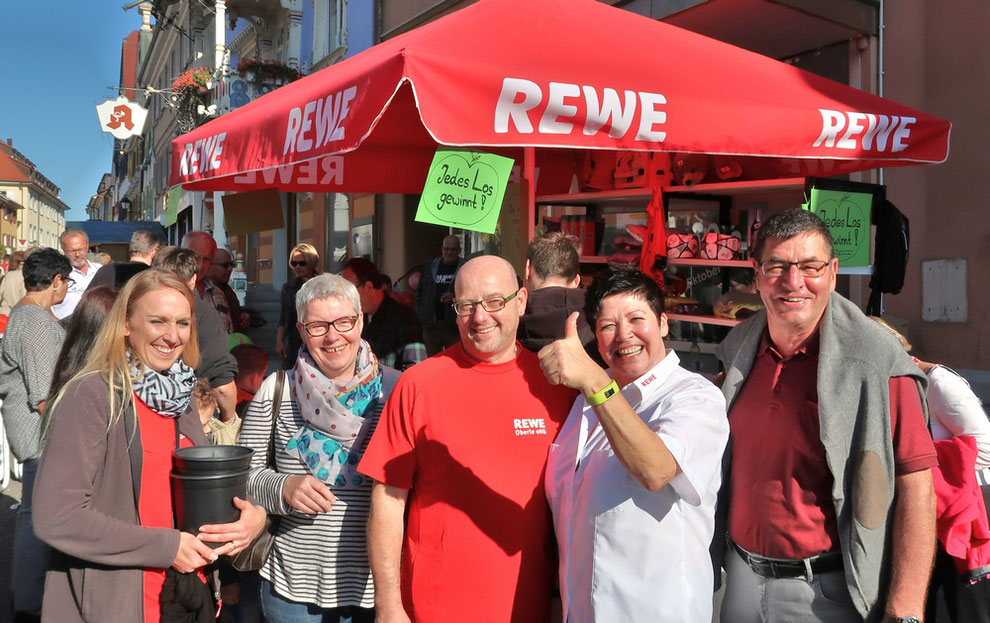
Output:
[513, 418, 547, 436]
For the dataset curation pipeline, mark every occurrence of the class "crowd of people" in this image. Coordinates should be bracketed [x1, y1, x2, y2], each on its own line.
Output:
[0, 208, 986, 623]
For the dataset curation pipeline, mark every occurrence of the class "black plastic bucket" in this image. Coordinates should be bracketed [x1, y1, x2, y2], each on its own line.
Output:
[172, 445, 253, 475]
[170, 468, 249, 538]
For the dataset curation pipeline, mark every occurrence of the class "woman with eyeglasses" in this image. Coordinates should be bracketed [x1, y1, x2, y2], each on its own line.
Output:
[0, 248, 72, 620]
[277, 243, 321, 369]
[239, 273, 400, 622]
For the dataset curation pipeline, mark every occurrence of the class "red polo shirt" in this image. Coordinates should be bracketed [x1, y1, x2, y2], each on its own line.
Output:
[728, 331, 936, 559]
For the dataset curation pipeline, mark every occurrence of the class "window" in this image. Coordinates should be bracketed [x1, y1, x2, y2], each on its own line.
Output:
[312, 0, 346, 65]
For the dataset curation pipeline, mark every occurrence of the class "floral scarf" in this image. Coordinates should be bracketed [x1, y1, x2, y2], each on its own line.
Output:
[129, 356, 196, 417]
[285, 340, 383, 487]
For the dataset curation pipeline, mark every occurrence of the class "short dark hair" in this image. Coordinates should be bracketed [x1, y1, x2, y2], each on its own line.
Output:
[752, 208, 835, 261]
[527, 232, 581, 282]
[152, 246, 199, 282]
[129, 230, 161, 256]
[47, 286, 119, 402]
[23, 248, 72, 291]
[343, 257, 383, 289]
[232, 344, 269, 382]
[585, 267, 665, 326]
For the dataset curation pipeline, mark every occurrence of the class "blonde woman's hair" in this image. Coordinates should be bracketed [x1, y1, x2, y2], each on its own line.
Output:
[44, 269, 200, 441]
[289, 243, 320, 272]
[868, 315, 912, 352]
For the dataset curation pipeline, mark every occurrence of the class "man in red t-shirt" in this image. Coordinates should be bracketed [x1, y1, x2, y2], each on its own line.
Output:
[716, 209, 936, 623]
[358, 255, 575, 623]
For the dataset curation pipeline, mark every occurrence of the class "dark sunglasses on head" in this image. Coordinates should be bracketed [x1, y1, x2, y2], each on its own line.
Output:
[290, 260, 308, 267]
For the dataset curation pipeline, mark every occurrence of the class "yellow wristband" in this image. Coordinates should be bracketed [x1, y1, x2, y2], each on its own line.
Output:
[586, 380, 619, 407]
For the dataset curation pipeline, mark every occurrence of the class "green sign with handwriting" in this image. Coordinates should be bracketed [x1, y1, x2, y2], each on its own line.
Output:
[415, 149, 514, 234]
[806, 188, 872, 267]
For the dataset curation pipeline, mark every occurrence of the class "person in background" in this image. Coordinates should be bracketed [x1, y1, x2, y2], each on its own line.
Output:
[342, 257, 426, 370]
[276, 243, 320, 369]
[415, 234, 463, 356]
[209, 248, 250, 331]
[0, 250, 28, 316]
[537, 267, 729, 622]
[97, 252, 112, 266]
[389, 266, 420, 310]
[239, 274, 399, 622]
[231, 343, 269, 416]
[87, 230, 160, 291]
[518, 231, 603, 366]
[33, 269, 266, 623]
[871, 316, 990, 623]
[52, 229, 100, 320]
[0, 249, 72, 622]
[360, 255, 575, 623]
[716, 209, 936, 623]
[153, 246, 240, 425]
[45, 286, 119, 405]
[182, 231, 234, 333]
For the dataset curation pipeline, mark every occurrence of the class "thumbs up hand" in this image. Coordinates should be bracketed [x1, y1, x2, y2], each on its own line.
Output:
[538, 312, 610, 395]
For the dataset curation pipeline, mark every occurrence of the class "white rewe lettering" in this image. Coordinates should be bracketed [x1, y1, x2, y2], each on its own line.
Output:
[582, 87, 636, 138]
[495, 77, 542, 133]
[179, 132, 226, 176]
[209, 133, 226, 171]
[495, 77, 667, 143]
[513, 418, 547, 436]
[180, 144, 193, 175]
[539, 82, 581, 135]
[190, 139, 202, 174]
[283, 85, 357, 155]
[814, 109, 913, 153]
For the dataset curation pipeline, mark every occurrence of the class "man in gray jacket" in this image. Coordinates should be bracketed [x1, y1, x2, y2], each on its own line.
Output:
[716, 209, 936, 623]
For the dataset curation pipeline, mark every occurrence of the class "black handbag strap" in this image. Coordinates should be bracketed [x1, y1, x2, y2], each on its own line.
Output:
[266, 370, 287, 469]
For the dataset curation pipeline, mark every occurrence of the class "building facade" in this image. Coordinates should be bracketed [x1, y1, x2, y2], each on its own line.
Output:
[0, 139, 69, 252]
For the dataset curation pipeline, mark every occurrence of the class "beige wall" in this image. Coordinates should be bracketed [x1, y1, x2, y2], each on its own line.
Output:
[0, 183, 66, 250]
[882, 0, 990, 369]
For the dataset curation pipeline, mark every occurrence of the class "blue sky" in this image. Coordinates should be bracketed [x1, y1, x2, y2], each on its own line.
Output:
[0, 3, 139, 222]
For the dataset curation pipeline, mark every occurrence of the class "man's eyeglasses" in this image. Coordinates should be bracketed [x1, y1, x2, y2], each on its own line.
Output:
[290, 260, 308, 267]
[759, 260, 831, 278]
[302, 315, 358, 336]
[215, 262, 235, 269]
[452, 290, 519, 316]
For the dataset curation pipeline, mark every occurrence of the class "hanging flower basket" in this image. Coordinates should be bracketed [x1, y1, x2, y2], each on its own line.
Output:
[171, 67, 215, 132]
[172, 67, 214, 97]
[236, 57, 304, 85]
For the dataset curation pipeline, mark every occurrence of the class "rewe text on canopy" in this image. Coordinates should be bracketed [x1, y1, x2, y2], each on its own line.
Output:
[494, 77, 668, 142]
[283, 85, 358, 155]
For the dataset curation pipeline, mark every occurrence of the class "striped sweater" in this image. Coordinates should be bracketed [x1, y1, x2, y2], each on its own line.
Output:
[239, 366, 399, 609]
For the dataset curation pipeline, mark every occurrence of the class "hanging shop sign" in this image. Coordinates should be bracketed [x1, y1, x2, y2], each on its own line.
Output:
[96, 96, 149, 139]
[415, 148, 514, 235]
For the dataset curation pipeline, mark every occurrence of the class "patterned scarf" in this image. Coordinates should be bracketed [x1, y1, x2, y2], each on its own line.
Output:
[285, 341, 383, 487]
[129, 355, 196, 417]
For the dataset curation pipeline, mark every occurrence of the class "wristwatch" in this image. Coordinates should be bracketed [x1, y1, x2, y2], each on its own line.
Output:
[886, 617, 922, 623]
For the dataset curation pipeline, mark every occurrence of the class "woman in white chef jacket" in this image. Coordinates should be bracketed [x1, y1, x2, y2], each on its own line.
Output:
[538, 267, 729, 623]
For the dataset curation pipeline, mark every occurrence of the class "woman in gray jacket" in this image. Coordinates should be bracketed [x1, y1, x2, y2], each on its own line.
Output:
[33, 270, 266, 623]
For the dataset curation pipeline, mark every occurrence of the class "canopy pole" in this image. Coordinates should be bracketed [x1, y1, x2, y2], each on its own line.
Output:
[523, 147, 536, 242]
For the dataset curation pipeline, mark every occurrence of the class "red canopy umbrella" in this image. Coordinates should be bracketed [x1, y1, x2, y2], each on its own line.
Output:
[170, 0, 950, 194]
